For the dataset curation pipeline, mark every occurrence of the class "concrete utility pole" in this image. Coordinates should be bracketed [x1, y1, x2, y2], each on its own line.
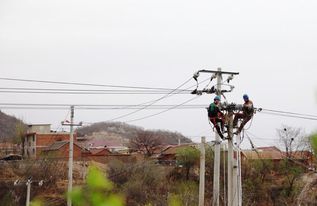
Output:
[191, 68, 239, 206]
[237, 133, 243, 206]
[14, 178, 43, 206]
[67, 105, 74, 206]
[26, 179, 31, 206]
[227, 112, 234, 206]
[62, 106, 82, 206]
[199, 136, 206, 206]
[213, 68, 222, 206]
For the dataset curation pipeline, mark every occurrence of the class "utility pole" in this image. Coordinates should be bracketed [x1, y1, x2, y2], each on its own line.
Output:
[191, 68, 239, 206]
[67, 105, 74, 206]
[227, 111, 234, 206]
[62, 106, 82, 206]
[199, 136, 206, 206]
[237, 133, 243, 206]
[26, 178, 31, 206]
[213, 68, 222, 206]
[14, 178, 43, 206]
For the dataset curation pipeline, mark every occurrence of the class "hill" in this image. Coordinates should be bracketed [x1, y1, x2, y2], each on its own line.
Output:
[0, 111, 26, 142]
[76, 122, 192, 145]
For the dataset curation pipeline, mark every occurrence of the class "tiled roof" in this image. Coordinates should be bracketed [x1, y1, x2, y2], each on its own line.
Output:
[243, 146, 283, 160]
[84, 138, 124, 148]
[44, 141, 68, 151]
[44, 141, 84, 151]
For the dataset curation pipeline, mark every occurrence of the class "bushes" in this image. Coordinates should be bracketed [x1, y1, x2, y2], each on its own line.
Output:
[242, 159, 306, 205]
[108, 160, 169, 206]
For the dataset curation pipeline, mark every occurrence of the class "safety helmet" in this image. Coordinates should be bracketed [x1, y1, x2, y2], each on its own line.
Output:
[214, 96, 221, 101]
[243, 94, 249, 100]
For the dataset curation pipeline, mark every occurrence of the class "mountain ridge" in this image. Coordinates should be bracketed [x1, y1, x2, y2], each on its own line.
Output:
[76, 121, 192, 145]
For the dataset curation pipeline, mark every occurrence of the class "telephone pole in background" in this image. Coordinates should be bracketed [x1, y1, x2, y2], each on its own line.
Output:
[26, 179, 31, 206]
[13, 178, 44, 206]
[199, 136, 206, 206]
[62, 106, 82, 206]
[191, 68, 239, 206]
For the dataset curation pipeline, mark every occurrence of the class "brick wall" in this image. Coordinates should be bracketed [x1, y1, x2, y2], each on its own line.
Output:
[43, 143, 83, 160]
[35, 133, 77, 156]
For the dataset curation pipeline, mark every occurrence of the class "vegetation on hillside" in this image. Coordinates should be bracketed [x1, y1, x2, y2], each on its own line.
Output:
[76, 122, 192, 145]
[0, 111, 26, 142]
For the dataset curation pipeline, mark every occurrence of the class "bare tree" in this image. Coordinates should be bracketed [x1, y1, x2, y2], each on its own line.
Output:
[277, 125, 308, 159]
[129, 131, 162, 157]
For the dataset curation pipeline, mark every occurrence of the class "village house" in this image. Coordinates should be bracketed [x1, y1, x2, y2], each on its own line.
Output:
[242, 146, 314, 170]
[42, 141, 87, 160]
[157, 143, 197, 165]
[0, 142, 21, 157]
[23, 124, 77, 158]
[81, 137, 129, 154]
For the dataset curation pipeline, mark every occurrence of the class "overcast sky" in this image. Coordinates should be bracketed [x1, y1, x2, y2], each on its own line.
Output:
[0, 0, 316, 148]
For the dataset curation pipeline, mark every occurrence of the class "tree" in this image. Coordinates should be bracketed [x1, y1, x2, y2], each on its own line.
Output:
[175, 146, 200, 180]
[310, 133, 317, 156]
[242, 159, 273, 205]
[129, 131, 161, 157]
[277, 125, 306, 158]
[278, 160, 303, 200]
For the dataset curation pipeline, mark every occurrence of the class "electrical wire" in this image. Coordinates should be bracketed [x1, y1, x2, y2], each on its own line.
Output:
[0, 77, 192, 91]
[260, 111, 317, 121]
[0, 87, 192, 92]
[107, 77, 193, 121]
[126, 96, 200, 123]
[0, 91, 191, 95]
[0, 106, 205, 110]
[261, 108, 317, 118]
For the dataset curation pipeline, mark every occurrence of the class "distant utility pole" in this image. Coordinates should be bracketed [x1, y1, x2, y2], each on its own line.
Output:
[62, 106, 82, 206]
[199, 136, 206, 206]
[26, 178, 31, 206]
[14, 178, 43, 206]
[191, 68, 239, 206]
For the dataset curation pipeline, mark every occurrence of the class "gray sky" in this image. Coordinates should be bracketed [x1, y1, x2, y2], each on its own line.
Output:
[0, 0, 316, 148]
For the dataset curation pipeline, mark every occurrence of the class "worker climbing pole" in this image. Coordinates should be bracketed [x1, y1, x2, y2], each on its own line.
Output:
[192, 68, 259, 206]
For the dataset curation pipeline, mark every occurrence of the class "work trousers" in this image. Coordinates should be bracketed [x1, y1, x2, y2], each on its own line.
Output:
[233, 113, 252, 133]
[209, 117, 225, 139]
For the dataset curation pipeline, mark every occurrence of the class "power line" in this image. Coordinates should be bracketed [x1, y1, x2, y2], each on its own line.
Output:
[0, 91, 191, 95]
[0, 87, 192, 92]
[260, 111, 317, 121]
[107, 77, 194, 121]
[261, 108, 317, 118]
[0, 103, 204, 107]
[0, 88, 192, 95]
[126, 96, 200, 123]
[1, 102, 317, 121]
[0, 106, 204, 110]
[0, 77, 192, 91]
[96, 76, 210, 120]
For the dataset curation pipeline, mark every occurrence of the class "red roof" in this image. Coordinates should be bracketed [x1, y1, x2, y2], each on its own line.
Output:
[243, 146, 283, 160]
